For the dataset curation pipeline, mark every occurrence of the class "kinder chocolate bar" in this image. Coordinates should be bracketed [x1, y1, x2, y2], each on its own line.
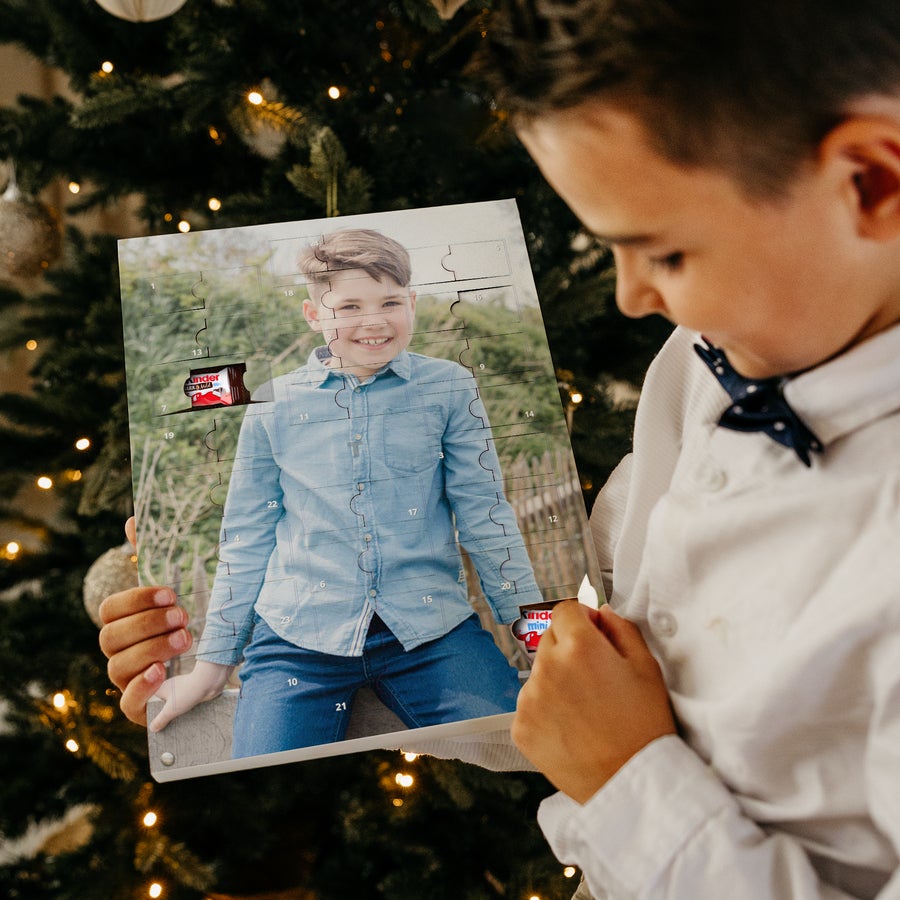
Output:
[183, 363, 250, 409]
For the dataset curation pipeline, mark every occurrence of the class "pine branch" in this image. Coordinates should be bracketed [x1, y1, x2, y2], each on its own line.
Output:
[135, 834, 217, 891]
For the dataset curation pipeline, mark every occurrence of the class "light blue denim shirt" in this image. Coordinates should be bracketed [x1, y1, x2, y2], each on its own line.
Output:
[198, 347, 543, 663]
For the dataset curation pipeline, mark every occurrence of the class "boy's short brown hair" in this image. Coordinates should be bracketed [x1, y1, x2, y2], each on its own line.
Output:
[298, 229, 412, 302]
[476, 0, 900, 197]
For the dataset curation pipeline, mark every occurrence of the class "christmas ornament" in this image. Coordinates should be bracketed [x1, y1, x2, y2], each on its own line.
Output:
[0, 163, 61, 278]
[82, 543, 138, 627]
[94, 0, 189, 22]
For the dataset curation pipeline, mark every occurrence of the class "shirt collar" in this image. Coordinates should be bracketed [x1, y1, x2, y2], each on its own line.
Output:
[783, 323, 900, 447]
[306, 345, 413, 387]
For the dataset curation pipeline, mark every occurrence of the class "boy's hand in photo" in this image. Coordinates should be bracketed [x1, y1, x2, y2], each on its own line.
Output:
[511, 601, 676, 804]
[149, 661, 233, 733]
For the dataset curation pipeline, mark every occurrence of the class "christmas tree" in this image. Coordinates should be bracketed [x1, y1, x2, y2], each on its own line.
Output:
[0, 1, 669, 897]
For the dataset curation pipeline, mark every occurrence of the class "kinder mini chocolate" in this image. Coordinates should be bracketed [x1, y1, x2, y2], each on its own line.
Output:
[511, 600, 559, 655]
[183, 363, 250, 409]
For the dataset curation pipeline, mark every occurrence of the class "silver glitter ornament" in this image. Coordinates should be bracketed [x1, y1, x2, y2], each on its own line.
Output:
[82, 543, 139, 627]
[0, 164, 61, 278]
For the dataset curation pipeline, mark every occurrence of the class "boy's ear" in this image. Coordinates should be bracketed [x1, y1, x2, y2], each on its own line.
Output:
[820, 116, 900, 241]
[302, 297, 323, 331]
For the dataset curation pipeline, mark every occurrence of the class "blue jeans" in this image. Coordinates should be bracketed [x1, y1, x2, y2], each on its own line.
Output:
[231, 613, 521, 757]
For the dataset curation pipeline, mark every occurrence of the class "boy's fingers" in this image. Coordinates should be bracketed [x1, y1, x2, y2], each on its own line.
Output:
[124, 516, 137, 549]
[99, 585, 176, 627]
[99, 601, 187, 657]
[118, 663, 166, 727]
[105, 627, 192, 693]
[595, 604, 653, 659]
[542, 598, 600, 641]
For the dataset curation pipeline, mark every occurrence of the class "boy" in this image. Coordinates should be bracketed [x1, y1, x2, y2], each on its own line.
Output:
[130, 228, 543, 756]
[101, 0, 900, 895]
[474, 1, 900, 897]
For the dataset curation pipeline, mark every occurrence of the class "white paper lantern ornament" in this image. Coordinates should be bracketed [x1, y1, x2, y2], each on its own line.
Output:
[94, 0, 189, 22]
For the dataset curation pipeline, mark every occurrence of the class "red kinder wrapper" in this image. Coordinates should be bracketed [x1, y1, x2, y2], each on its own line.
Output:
[183, 363, 250, 409]
[511, 600, 565, 656]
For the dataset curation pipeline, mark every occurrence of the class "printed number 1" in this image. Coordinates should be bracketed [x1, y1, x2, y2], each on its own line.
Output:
[335, 701, 347, 711]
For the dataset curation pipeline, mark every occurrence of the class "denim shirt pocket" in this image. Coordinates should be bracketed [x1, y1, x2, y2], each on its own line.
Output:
[380, 404, 445, 474]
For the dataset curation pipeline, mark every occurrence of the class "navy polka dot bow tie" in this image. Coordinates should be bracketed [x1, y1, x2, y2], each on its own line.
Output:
[694, 339, 823, 467]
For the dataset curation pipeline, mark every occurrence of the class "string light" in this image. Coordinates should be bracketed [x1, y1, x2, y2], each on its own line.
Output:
[163, 213, 173, 222]
[177, 220, 191, 233]
[100, 61, 114, 74]
[75, 437, 91, 451]
[143, 811, 158, 828]
[569, 391, 583, 405]
[3, 541, 20, 559]
[36, 476, 53, 490]
[327, 85, 341, 100]
[391, 798, 403, 807]
[25, 340, 38, 351]
[68, 181, 81, 194]
[52, 692, 67, 710]
[148, 884, 163, 899]
[65, 739, 79, 753]
[394, 773, 414, 788]
[402, 751, 418, 762]
[207, 197, 222, 211]
[563, 867, 577, 878]
[247, 90, 264, 105]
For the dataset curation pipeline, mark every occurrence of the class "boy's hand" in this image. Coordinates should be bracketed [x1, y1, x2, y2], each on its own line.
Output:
[98, 517, 193, 726]
[149, 661, 233, 733]
[511, 601, 676, 804]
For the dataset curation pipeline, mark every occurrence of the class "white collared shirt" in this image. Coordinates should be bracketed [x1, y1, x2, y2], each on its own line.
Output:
[537, 324, 900, 899]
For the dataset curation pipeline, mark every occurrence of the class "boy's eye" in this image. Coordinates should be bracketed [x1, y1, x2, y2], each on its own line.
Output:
[648, 252, 684, 272]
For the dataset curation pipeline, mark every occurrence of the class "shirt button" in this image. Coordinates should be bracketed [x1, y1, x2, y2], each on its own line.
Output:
[698, 466, 727, 492]
[357, 483, 365, 490]
[369, 589, 377, 597]
[364, 534, 372, 541]
[649, 610, 678, 638]
[354, 433, 362, 441]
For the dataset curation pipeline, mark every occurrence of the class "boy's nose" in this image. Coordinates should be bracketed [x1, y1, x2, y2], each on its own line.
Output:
[613, 249, 666, 319]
